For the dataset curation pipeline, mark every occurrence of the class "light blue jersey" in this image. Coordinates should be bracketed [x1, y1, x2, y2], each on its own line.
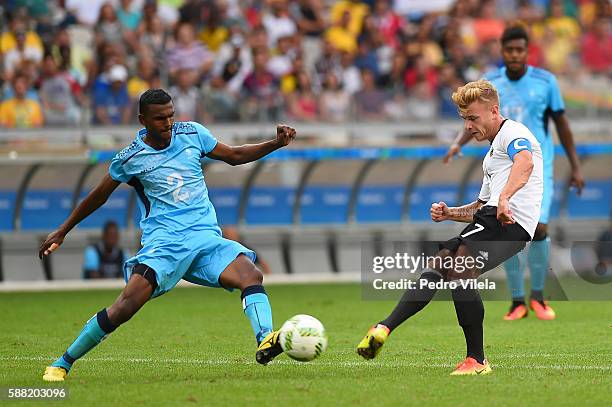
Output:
[109, 121, 255, 297]
[110, 121, 220, 243]
[485, 66, 565, 224]
[485, 66, 565, 170]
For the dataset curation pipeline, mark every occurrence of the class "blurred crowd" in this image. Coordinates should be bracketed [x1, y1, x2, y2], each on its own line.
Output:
[0, 0, 610, 128]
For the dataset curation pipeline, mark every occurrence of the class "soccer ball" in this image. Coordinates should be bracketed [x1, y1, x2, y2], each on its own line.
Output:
[279, 314, 328, 362]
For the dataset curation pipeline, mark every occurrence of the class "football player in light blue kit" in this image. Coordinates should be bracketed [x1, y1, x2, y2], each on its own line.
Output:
[40, 89, 296, 381]
[444, 24, 584, 320]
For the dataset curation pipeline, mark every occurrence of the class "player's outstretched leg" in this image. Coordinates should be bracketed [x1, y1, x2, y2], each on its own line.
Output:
[527, 228, 555, 320]
[218, 255, 281, 365]
[503, 252, 529, 320]
[357, 269, 443, 360]
[43, 269, 155, 381]
[450, 286, 491, 376]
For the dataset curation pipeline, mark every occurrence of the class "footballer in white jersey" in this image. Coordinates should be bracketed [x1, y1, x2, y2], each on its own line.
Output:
[357, 79, 544, 376]
[478, 119, 543, 239]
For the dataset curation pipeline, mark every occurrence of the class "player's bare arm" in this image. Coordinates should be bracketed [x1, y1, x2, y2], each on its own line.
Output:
[443, 130, 474, 164]
[207, 124, 297, 166]
[552, 113, 585, 194]
[39, 173, 120, 258]
[497, 150, 533, 224]
[431, 200, 484, 223]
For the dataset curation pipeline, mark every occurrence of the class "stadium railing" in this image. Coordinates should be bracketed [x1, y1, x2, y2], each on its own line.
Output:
[0, 118, 610, 147]
[0, 140, 609, 282]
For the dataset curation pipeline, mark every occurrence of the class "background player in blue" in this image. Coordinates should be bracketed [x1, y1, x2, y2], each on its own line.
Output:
[39, 89, 296, 381]
[444, 24, 584, 320]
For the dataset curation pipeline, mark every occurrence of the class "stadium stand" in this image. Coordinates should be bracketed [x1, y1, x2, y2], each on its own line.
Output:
[0, 1, 609, 281]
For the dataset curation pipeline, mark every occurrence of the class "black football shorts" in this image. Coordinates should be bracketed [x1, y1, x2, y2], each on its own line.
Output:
[440, 205, 531, 274]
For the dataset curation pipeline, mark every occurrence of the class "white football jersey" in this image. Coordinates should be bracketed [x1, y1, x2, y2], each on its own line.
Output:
[478, 119, 543, 238]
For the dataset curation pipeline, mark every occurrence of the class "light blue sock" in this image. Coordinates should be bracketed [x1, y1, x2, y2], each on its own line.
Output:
[241, 285, 273, 344]
[528, 237, 550, 293]
[504, 251, 527, 300]
[51, 309, 115, 372]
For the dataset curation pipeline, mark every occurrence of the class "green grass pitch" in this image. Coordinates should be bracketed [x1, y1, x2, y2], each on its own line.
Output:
[1, 283, 611, 406]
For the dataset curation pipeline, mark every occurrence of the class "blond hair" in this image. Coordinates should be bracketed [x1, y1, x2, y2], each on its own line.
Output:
[451, 79, 499, 113]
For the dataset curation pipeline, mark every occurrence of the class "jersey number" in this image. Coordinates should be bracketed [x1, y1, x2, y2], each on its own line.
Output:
[167, 172, 189, 203]
[461, 223, 485, 238]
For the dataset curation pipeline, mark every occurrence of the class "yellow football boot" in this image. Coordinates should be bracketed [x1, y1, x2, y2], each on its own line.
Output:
[43, 366, 68, 382]
[356, 324, 390, 360]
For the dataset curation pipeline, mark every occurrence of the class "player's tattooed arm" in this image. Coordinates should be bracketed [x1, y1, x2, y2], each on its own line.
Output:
[207, 124, 297, 165]
[431, 200, 484, 223]
[39, 173, 120, 258]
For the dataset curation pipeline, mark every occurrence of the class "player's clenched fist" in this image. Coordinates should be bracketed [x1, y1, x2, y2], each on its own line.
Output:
[430, 201, 450, 222]
[276, 124, 296, 147]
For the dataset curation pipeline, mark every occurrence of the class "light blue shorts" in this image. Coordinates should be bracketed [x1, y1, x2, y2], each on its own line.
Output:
[539, 162, 554, 225]
[123, 228, 256, 298]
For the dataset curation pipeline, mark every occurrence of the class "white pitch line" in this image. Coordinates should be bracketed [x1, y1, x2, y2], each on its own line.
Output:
[330, 350, 611, 359]
[3, 356, 611, 371]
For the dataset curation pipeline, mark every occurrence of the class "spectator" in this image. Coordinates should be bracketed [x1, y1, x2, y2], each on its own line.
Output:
[330, 0, 370, 38]
[83, 221, 130, 279]
[354, 39, 379, 78]
[95, 3, 139, 55]
[39, 54, 81, 126]
[198, 3, 230, 53]
[93, 64, 131, 125]
[414, 15, 444, 68]
[49, 26, 91, 91]
[545, 0, 581, 45]
[212, 33, 253, 95]
[437, 63, 464, 118]
[354, 68, 387, 120]
[169, 68, 203, 121]
[472, 0, 505, 46]
[325, 10, 358, 55]
[2, 26, 43, 81]
[404, 54, 438, 96]
[267, 35, 297, 79]
[262, 0, 298, 49]
[138, 14, 167, 66]
[287, 71, 318, 121]
[0, 13, 44, 57]
[405, 79, 438, 120]
[0, 73, 44, 128]
[243, 47, 281, 121]
[117, 0, 143, 32]
[581, 17, 612, 75]
[166, 22, 214, 82]
[371, 0, 403, 50]
[96, 2, 126, 46]
[339, 50, 362, 95]
[87, 41, 127, 92]
[248, 26, 269, 54]
[202, 76, 240, 122]
[319, 71, 351, 122]
[292, 0, 326, 72]
[1, 61, 40, 102]
[314, 39, 342, 91]
[128, 57, 160, 102]
[378, 51, 407, 92]
[65, 0, 108, 26]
